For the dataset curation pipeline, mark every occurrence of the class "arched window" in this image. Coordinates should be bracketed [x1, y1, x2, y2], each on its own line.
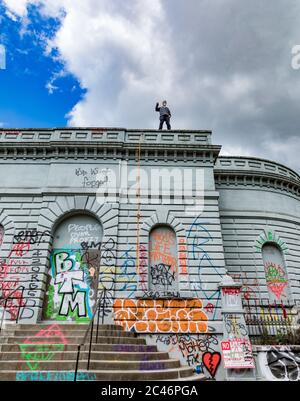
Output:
[149, 225, 178, 294]
[262, 243, 290, 301]
[0, 225, 3, 248]
[44, 214, 103, 322]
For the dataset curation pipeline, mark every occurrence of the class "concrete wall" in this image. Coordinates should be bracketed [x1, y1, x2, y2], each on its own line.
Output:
[215, 156, 300, 305]
[1, 130, 300, 380]
[0, 128, 226, 379]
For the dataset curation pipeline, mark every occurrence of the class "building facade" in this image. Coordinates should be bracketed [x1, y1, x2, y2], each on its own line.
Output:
[0, 128, 299, 380]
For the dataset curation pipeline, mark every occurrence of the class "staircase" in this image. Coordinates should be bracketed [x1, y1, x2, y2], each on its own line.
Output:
[0, 323, 206, 381]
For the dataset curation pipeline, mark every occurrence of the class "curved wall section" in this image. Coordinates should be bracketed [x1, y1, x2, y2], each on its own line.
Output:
[216, 156, 300, 304]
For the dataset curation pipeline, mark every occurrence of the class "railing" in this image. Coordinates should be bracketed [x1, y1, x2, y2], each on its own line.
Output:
[74, 288, 110, 381]
[243, 298, 300, 345]
[0, 286, 25, 334]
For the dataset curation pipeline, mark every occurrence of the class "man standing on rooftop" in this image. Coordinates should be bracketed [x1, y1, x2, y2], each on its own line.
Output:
[155, 100, 172, 130]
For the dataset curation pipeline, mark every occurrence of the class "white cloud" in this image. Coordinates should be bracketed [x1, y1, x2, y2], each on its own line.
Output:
[3, 0, 300, 172]
[221, 145, 253, 158]
[53, 0, 177, 128]
[2, 0, 33, 18]
[3, 0, 64, 19]
[4, 0, 178, 128]
[45, 69, 66, 94]
[221, 75, 255, 102]
[261, 135, 300, 173]
[45, 81, 58, 94]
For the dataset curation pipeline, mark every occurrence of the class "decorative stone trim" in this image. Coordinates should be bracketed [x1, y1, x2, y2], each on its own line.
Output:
[254, 229, 289, 254]
[216, 156, 300, 183]
[0, 129, 221, 163]
[214, 171, 300, 199]
[0, 128, 213, 145]
[0, 210, 16, 256]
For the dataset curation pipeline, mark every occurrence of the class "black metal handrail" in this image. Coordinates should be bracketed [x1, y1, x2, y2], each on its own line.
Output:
[74, 288, 108, 381]
[0, 286, 25, 334]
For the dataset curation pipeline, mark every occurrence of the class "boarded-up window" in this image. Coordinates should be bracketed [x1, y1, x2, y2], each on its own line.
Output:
[262, 244, 290, 302]
[44, 214, 102, 322]
[149, 226, 178, 294]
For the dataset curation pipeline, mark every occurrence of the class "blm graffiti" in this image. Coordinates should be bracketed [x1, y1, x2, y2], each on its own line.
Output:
[44, 248, 99, 322]
[43, 216, 102, 323]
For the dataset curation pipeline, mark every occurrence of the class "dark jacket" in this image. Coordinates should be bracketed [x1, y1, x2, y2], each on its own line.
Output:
[155, 103, 171, 118]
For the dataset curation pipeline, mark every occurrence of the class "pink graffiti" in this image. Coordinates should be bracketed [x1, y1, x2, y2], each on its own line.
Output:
[204, 303, 215, 314]
[222, 288, 240, 295]
[8, 241, 31, 258]
[179, 238, 188, 275]
[139, 244, 148, 291]
[0, 241, 31, 320]
[264, 262, 288, 300]
[24, 324, 68, 345]
[0, 261, 25, 319]
[268, 283, 288, 300]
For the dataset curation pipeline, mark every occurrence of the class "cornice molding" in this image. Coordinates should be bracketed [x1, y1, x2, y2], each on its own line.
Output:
[0, 144, 221, 163]
[215, 170, 300, 200]
[0, 128, 221, 163]
[215, 156, 300, 199]
[216, 156, 300, 183]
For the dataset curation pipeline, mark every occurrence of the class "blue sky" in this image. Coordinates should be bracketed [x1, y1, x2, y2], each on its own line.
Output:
[1, 0, 300, 172]
[0, 2, 83, 127]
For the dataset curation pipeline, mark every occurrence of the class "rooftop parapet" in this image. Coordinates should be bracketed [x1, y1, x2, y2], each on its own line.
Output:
[216, 156, 300, 184]
[0, 128, 213, 147]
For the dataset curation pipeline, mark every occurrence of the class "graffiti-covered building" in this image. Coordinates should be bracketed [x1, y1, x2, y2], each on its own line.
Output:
[0, 128, 299, 381]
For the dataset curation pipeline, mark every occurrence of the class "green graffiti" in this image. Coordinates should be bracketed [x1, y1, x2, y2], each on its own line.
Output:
[44, 248, 97, 323]
[45, 285, 54, 318]
[264, 263, 287, 284]
[255, 230, 288, 253]
[19, 343, 66, 371]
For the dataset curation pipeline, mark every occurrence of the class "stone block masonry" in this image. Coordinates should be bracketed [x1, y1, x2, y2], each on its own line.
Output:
[0, 128, 299, 381]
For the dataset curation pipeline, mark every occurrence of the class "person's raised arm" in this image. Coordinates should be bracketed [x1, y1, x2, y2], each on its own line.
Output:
[155, 102, 160, 112]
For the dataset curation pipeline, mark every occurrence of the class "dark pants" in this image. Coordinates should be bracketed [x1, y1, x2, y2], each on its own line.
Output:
[159, 115, 171, 130]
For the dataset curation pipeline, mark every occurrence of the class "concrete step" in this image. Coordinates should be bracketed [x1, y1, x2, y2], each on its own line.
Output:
[1, 343, 158, 353]
[0, 351, 170, 361]
[6, 336, 146, 345]
[0, 359, 181, 371]
[0, 367, 195, 381]
[165, 374, 208, 381]
[0, 322, 201, 381]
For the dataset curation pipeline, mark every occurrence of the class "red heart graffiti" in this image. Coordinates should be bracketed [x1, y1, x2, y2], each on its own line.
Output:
[202, 352, 221, 378]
